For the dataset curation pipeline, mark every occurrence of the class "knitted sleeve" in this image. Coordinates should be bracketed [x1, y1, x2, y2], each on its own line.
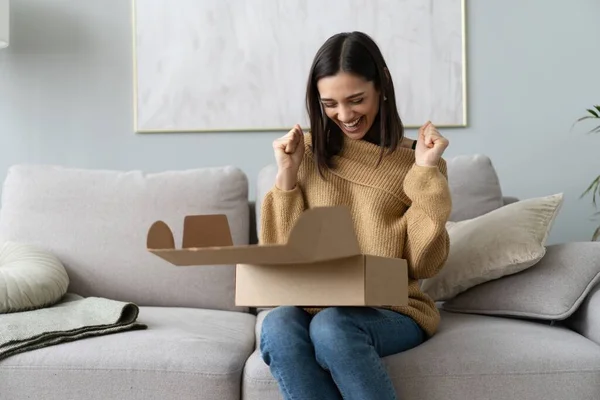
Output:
[259, 139, 313, 245]
[259, 183, 307, 245]
[402, 159, 452, 279]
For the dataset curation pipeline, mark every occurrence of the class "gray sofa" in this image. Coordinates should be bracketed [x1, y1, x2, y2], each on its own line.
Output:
[0, 155, 599, 400]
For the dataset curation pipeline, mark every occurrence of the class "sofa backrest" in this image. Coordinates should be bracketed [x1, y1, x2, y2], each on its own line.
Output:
[253, 154, 507, 241]
[445, 154, 506, 220]
[0, 154, 509, 310]
[0, 164, 250, 312]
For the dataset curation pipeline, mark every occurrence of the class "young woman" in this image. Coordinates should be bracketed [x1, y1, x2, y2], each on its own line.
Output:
[259, 31, 451, 400]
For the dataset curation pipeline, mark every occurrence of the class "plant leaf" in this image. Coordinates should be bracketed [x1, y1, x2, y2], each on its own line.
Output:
[592, 225, 600, 242]
[587, 125, 600, 134]
[576, 116, 596, 122]
[572, 116, 597, 132]
[588, 109, 600, 118]
[595, 178, 600, 207]
[581, 175, 600, 197]
[570, 116, 597, 131]
[594, 105, 600, 113]
[581, 175, 600, 207]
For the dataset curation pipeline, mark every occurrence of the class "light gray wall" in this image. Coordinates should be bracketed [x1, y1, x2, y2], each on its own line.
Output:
[0, 0, 599, 245]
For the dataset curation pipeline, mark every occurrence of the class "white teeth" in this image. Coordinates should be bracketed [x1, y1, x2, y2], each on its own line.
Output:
[343, 117, 361, 128]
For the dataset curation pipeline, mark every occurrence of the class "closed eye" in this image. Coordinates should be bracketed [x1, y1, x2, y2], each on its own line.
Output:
[321, 98, 363, 108]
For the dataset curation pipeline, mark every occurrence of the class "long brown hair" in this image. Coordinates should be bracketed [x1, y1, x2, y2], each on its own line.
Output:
[305, 31, 405, 177]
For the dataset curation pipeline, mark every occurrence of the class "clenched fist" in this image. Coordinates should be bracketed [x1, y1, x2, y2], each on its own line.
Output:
[414, 121, 449, 167]
[273, 124, 305, 190]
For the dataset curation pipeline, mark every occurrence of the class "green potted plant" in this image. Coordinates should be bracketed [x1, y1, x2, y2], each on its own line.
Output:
[574, 105, 600, 240]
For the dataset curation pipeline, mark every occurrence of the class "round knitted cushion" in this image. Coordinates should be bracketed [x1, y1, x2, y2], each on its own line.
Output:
[0, 241, 69, 313]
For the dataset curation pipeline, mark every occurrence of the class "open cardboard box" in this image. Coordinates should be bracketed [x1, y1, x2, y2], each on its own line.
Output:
[147, 206, 408, 307]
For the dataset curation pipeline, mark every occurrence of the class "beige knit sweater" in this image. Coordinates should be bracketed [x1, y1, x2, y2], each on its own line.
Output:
[259, 134, 452, 337]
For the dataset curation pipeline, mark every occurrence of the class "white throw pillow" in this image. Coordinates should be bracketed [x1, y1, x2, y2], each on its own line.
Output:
[421, 193, 563, 301]
[0, 241, 69, 313]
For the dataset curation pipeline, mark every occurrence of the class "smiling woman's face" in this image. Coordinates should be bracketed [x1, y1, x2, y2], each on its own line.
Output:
[317, 71, 380, 140]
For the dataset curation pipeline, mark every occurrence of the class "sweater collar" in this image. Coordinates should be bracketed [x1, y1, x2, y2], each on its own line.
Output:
[306, 133, 415, 203]
[338, 134, 415, 168]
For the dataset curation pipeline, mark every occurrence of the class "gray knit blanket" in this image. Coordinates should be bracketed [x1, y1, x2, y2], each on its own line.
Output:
[0, 294, 147, 361]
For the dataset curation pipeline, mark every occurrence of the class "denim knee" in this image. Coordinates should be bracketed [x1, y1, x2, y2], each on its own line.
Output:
[261, 306, 306, 336]
[260, 306, 308, 363]
[309, 308, 356, 365]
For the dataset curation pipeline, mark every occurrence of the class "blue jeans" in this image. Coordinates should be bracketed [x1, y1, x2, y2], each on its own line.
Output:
[260, 306, 425, 400]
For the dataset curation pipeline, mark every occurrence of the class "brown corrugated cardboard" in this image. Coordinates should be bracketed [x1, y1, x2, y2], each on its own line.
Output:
[146, 206, 408, 307]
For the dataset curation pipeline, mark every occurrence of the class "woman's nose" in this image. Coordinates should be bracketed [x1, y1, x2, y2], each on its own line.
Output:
[338, 106, 353, 122]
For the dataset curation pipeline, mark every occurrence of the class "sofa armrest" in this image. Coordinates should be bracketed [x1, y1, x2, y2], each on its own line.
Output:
[254, 309, 270, 349]
[567, 282, 600, 345]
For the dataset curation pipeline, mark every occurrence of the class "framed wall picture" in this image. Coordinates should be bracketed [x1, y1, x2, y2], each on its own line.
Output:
[132, 0, 467, 132]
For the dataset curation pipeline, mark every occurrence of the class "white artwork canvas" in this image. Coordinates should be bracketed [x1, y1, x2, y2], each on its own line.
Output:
[133, 0, 466, 132]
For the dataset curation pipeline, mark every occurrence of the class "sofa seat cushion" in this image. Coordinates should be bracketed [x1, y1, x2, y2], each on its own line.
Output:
[0, 306, 256, 400]
[243, 310, 600, 400]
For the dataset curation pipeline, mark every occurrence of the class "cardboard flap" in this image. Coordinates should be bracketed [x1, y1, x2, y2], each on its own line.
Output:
[286, 206, 361, 261]
[147, 214, 234, 251]
[147, 221, 176, 249]
[147, 205, 362, 266]
[150, 245, 305, 266]
[182, 215, 233, 248]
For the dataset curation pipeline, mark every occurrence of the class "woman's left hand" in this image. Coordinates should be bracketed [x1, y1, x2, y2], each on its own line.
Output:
[414, 121, 449, 167]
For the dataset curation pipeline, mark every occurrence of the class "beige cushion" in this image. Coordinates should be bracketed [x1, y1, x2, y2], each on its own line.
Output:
[0, 241, 69, 313]
[421, 193, 563, 301]
[0, 164, 249, 312]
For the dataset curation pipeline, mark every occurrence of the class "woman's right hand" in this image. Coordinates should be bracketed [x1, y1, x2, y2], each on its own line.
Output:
[273, 124, 305, 191]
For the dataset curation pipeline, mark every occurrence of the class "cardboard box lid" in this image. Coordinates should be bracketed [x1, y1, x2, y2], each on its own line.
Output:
[147, 205, 362, 266]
